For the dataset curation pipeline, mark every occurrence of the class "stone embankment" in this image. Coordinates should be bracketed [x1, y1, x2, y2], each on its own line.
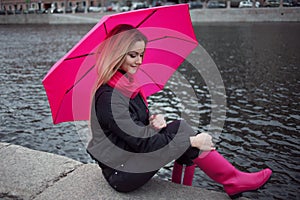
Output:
[0, 7, 299, 24]
[0, 142, 249, 200]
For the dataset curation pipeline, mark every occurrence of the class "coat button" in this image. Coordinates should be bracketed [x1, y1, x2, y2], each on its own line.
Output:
[115, 172, 118, 175]
[121, 164, 124, 167]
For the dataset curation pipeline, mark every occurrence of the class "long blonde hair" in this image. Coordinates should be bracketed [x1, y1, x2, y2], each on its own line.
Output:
[94, 24, 148, 91]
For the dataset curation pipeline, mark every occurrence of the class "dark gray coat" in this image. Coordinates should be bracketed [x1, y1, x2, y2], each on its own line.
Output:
[87, 84, 196, 177]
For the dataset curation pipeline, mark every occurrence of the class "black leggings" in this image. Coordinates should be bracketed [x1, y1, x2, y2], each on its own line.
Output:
[100, 120, 200, 192]
[103, 146, 199, 193]
[106, 169, 158, 192]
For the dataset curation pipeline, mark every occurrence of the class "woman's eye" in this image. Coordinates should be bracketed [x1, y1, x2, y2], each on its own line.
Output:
[129, 54, 137, 58]
[128, 52, 144, 58]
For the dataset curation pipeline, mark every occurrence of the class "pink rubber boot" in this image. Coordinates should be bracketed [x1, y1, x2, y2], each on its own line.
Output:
[172, 161, 196, 186]
[193, 150, 272, 198]
[171, 161, 183, 184]
[182, 164, 196, 186]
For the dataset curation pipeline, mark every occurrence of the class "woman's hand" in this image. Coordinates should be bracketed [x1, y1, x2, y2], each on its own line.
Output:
[149, 114, 167, 130]
[190, 132, 215, 151]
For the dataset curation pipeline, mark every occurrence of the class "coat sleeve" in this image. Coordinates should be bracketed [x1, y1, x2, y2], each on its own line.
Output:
[95, 90, 190, 153]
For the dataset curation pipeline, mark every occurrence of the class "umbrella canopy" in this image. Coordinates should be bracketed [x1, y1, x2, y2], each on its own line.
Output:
[43, 4, 198, 124]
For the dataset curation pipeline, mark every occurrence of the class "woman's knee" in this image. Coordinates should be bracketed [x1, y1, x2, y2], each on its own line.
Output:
[166, 120, 195, 135]
[176, 146, 199, 166]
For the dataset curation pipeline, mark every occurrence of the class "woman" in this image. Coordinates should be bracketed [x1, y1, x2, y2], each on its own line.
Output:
[87, 24, 272, 198]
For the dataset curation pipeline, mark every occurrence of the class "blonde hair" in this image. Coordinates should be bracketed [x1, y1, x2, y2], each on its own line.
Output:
[94, 24, 147, 91]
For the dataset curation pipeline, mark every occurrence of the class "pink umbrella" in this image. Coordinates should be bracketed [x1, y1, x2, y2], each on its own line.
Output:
[43, 4, 198, 124]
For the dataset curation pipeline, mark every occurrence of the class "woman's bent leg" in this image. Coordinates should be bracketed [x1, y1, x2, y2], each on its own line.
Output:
[164, 120, 199, 186]
[172, 146, 199, 186]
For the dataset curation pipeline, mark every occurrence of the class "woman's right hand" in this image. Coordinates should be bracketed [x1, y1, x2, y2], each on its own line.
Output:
[190, 132, 215, 151]
[149, 114, 167, 130]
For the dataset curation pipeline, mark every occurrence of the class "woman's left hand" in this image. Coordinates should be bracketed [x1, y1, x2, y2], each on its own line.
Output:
[149, 114, 167, 130]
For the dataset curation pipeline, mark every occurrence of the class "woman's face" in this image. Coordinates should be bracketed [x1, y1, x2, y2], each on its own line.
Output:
[121, 40, 145, 74]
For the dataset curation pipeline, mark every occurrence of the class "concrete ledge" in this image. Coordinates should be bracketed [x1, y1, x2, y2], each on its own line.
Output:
[0, 143, 249, 200]
[0, 142, 82, 199]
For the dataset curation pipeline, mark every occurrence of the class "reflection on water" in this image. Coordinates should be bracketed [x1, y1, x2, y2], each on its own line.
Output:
[0, 23, 299, 199]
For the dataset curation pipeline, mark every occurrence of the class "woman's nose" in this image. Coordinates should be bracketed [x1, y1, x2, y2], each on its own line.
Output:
[136, 56, 142, 64]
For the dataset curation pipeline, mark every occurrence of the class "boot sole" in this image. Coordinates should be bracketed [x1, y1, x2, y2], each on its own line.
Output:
[228, 170, 272, 199]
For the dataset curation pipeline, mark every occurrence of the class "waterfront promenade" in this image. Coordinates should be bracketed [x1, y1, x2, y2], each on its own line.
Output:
[0, 7, 300, 24]
[0, 142, 250, 200]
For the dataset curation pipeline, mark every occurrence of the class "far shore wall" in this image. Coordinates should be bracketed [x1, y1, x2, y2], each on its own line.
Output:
[190, 7, 300, 22]
[0, 7, 300, 24]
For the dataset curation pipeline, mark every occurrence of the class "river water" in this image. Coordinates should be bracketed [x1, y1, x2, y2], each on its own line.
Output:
[0, 23, 299, 199]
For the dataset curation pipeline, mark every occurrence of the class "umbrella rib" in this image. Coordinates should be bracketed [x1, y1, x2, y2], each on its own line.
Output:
[104, 22, 108, 35]
[64, 53, 95, 61]
[65, 64, 95, 95]
[64, 22, 108, 62]
[149, 35, 197, 45]
[136, 10, 157, 28]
